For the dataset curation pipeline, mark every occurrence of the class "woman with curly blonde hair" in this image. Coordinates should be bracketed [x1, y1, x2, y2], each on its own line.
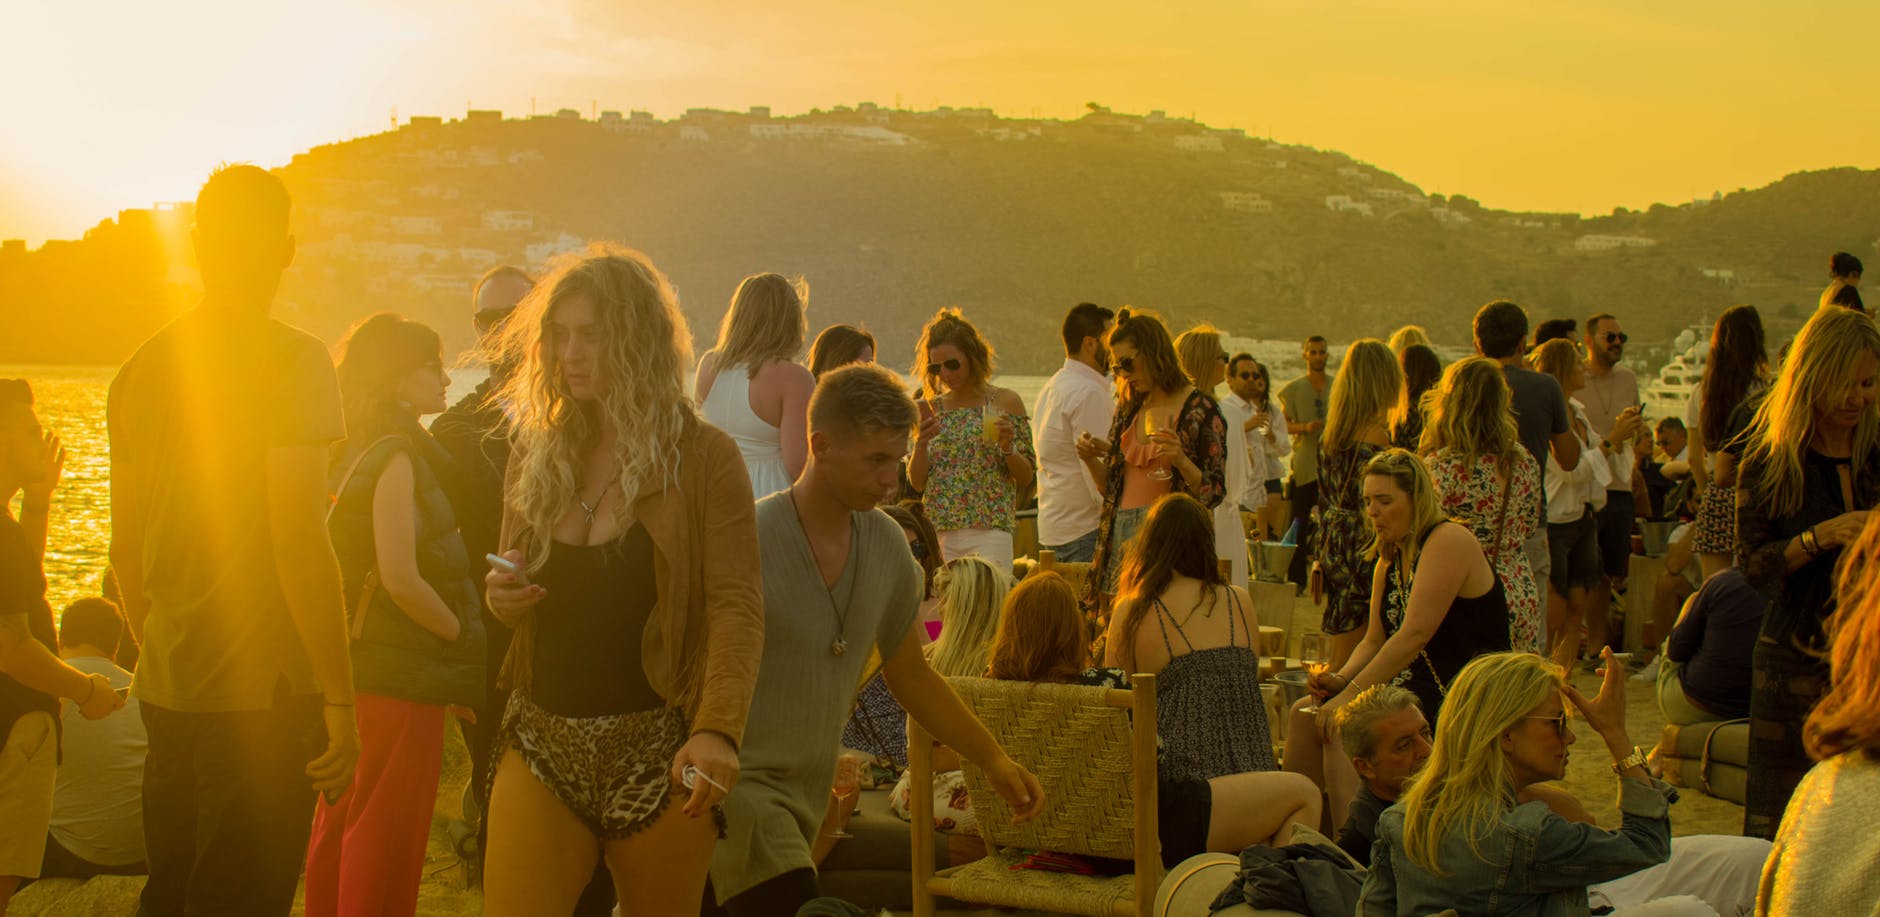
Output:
[1735, 306, 1880, 839]
[695, 273, 816, 499]
[906, 308, 1035, 563]
[481, 243, 765, 915]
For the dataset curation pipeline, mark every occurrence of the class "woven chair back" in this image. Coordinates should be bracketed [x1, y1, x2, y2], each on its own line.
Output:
[949, 676, 1145, 861]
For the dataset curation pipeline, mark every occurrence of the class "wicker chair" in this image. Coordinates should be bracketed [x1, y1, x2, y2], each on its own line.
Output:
[1037, 549, 1094, 598]
[910, 674, 1160, 917]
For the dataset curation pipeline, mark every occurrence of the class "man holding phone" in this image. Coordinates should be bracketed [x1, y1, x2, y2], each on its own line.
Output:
[1579, 313, 1645, 661]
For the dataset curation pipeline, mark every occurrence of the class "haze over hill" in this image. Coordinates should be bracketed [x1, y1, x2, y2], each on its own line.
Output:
[5, 104, 1877, 371]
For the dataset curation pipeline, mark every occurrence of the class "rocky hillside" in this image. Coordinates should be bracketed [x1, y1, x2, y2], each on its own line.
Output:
[5, 105, 1876, 368]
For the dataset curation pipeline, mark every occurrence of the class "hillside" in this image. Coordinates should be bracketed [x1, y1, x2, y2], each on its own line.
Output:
[4, 105, 1876, 370]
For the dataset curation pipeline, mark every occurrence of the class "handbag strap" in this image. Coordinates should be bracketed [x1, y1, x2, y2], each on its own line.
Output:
[1483, 456, 1515, 567]
[326, 435, 407, 525]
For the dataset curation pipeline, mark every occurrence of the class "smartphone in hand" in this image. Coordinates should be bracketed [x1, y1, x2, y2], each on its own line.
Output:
[486, 553, 532, 587]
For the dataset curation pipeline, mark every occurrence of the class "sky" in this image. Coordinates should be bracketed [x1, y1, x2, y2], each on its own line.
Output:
[3, 0, 1875, 246]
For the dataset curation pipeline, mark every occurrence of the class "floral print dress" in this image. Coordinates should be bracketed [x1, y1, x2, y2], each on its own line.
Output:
[1315, 442, 1383, 635]
[923, 403, 1035, 534]
[1426, 449, 1544, 654]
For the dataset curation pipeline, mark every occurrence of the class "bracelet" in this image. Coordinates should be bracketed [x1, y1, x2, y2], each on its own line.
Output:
[1800, 528, 1821, 556]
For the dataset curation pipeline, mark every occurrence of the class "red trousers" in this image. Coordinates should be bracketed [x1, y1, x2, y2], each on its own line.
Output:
[303, 693, 446, 917]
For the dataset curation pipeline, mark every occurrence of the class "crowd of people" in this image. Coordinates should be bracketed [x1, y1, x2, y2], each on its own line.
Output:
[0, 165, 1874, 917]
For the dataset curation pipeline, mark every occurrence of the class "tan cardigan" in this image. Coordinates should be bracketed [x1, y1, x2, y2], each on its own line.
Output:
[496, 418, 764, 748]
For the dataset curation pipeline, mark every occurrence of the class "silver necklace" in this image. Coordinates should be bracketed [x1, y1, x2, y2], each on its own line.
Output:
[578, 480, 615, 524]
[787, 488, 859, 656]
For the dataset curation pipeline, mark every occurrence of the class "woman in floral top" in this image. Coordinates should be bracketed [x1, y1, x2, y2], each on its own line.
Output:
[1314, 339, 1402, 664]
[1076, 309, 1228, 632]
[1419, 358, 1544, 653]
[906, 308, 1035, 563]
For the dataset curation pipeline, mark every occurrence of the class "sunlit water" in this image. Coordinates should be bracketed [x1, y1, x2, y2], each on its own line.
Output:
[9, 364, 1058, 619]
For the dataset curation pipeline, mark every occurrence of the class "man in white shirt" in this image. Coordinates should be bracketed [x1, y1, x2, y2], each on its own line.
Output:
[1222, 353, 1276, 514]
[1031, 303, 1115, 563]
[43, 598, 147, 878]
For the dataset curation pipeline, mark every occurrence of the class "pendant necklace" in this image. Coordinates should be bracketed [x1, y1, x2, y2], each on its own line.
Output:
[787, 487, 858, 656]
[578, 480, 616, 525]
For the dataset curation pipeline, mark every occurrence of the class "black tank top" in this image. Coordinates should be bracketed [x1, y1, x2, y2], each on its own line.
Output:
[529, 523, 661, 717]
[1382, 523, 1511, 724]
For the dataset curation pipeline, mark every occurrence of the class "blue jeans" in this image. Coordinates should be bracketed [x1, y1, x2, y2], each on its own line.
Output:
[1041, 529, 1099, 564]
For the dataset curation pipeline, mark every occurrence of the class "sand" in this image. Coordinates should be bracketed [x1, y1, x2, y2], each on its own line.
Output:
[13, 594, 1743, 916]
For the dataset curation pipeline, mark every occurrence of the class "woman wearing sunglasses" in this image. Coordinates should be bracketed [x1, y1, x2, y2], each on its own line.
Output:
[1075, 309, 1228, 629]
[1359, 651, 1678, 915]
[906, 308, 1035, 564]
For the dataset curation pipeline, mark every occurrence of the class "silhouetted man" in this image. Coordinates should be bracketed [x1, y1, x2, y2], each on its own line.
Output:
[109, 165, 359, 916]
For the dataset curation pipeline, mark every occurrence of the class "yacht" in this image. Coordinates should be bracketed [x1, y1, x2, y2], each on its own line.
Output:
[1642, 323, 1711, 423]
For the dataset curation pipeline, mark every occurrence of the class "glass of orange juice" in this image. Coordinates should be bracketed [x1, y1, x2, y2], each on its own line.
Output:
[980, 402, 1003, 447]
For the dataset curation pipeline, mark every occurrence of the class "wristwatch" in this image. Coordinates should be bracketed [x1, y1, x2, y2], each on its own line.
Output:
[1611, 745, 1650, 774]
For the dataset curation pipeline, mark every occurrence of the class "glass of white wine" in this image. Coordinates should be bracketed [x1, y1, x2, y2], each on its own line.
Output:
[825, 753, 861, 839]
[1144, 411, 1173, 480]
[1299, 634, 1329, 714]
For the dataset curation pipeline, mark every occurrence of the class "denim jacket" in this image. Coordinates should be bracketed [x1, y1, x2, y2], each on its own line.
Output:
[1359, 776, 1675, 916]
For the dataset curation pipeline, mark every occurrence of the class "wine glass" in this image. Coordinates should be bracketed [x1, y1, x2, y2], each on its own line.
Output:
[825, 754, 862, 839]
[1299, 634, 1330, 716]
[1144, 411, 1173, 480]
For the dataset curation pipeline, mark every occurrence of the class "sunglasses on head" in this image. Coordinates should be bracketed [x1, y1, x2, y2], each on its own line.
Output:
[926, 358, 963, 375]
[1525, 712, 1572, 738]
[1602, 332, 1628, 344]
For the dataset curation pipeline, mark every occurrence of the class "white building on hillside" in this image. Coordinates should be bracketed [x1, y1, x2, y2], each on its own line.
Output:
[1219, 191, 1274, 213]
[1575, 234, 1658, 252]
[1325, 195, 1374, 216]
[1175, 134, 1225, 152]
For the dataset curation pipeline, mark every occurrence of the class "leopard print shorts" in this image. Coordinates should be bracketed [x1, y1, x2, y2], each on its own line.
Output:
[494, 692, 724, 840]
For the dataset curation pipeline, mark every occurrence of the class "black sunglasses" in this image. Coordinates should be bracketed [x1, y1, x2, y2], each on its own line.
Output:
[1116, 356, 1136, 373]
[925, 358, 963, 375]
[907, 539, 927, 561]
[1525, 713, 1571, 738]
[1234, 371, 1257, 380]
[1602, 332, 1628, 344]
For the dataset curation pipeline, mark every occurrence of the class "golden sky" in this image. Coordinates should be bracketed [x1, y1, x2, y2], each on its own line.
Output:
[3, 0, 1874, 245]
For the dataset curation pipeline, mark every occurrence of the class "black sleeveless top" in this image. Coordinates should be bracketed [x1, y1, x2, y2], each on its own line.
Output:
[1148, 588, 1278, 781]
[1381, 523, 1511, 725]
[530, 523, 661, 717]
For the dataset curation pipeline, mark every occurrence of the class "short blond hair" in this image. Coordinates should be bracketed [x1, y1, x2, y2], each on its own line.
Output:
[810, 363, 917, 441]
[1336, 684, 1422, 760]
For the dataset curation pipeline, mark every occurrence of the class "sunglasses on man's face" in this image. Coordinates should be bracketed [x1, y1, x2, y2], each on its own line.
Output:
[1602, 332, 1628, 344]
[1235, 371, 1257, 380]
[926, 358, 963, 375]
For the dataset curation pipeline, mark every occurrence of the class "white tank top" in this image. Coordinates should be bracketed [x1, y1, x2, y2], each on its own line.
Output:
[701, 362, 792, 499]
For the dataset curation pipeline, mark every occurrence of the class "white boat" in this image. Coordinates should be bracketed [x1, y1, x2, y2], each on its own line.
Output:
[1641, 323, 1711, 423]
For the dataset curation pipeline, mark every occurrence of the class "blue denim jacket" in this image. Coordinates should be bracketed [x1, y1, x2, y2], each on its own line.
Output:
[1359, 776, 1675, 916]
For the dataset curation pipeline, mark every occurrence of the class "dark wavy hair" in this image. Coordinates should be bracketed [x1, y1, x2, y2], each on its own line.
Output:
[333, 313, 443, 459]
[1107, 308, 1188, 399]
[1699, 305, 1767, 451]
[1111, 494, 1223, 673]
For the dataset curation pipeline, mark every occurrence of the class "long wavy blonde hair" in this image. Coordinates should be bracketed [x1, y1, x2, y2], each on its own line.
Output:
[1173, 325, 1226, 390]
[1739, 307, 1880, 518]
[927, 556, 1013, 677]
[911, 308, 996, 399]
[1398, 652, 1566, 875]
[1323, 339, 1402, 454]
[489, 243, 695, 573]
[709, 272, 808, 378]
[1419, 357, 1522, 474]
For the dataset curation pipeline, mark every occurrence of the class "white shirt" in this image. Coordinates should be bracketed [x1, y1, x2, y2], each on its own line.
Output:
[1032, 358, 1116, 546]
[1544, 399, 1631, 523]
[1217, 392, 1264, 511]
[53, 656, 147, 866]
[1224, 390, 1291, 485]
